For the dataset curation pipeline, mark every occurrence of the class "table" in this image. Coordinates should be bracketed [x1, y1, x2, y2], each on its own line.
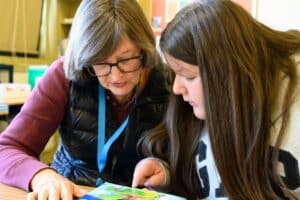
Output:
[0, 83, 31, 105]
[0, 96, 29, 105]
[0, 183, 27, 200]
[0, 90, 30, 122]
[0, 183, 94, 200]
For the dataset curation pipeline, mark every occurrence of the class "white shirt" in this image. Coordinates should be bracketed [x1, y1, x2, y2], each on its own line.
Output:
[195, 128, 228, 199]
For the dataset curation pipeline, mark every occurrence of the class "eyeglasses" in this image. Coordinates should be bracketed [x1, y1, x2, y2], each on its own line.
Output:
[87, 55, 143, 77]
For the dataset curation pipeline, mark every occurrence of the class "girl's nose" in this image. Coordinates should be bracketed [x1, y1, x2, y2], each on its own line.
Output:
[173, 75, 187, 95]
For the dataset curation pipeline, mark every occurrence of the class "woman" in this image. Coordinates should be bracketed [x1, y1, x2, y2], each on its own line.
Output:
[0, 0, 170, 199]
[132, 0, 300, 199]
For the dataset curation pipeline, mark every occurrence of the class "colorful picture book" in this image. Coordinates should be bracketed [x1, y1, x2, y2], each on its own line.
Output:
[79, 182, 186, 200]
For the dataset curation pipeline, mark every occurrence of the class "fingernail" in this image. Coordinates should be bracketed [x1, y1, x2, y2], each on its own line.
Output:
[144, 181, 150, 187]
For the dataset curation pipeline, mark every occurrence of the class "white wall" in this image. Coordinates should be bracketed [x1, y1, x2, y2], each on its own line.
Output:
[255, 0, 300, 31]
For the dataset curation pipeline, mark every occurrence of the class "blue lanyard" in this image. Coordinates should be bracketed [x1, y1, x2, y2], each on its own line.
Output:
[96, 84, 129, 186]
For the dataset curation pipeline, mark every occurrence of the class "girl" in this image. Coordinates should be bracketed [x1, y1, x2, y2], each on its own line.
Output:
[132, 0, 300, 199]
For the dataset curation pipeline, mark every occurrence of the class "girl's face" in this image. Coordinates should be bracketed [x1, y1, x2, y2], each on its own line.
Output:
[94, 38, 142, 103]
[164, 53, 206, 120]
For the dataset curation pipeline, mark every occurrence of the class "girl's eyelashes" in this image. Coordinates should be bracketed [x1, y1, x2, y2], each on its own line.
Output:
[185, 76, 197, 81]
[173, 72, 197, 81]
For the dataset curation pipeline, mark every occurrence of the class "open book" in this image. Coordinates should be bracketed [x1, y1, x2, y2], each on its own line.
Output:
[79, 182, 186, 200]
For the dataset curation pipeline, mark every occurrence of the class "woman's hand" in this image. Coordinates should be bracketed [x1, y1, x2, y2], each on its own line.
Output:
[132, 158, 170, 189]
[26, 168, 88, 200]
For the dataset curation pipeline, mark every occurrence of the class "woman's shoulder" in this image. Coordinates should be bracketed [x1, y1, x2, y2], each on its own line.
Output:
[44, 57, 68, 81]
[39, 57, 69, 92]
[48, 57, 65, 75]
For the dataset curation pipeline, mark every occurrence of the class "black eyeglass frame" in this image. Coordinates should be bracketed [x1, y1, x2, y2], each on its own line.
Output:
[86, 55, 143, 77]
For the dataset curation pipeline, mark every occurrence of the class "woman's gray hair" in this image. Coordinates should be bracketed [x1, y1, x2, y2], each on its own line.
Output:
[64, 0, 158, 80]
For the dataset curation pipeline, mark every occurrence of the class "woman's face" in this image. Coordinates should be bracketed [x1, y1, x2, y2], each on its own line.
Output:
[93, 38, 142, 103]
[164, 53, 206, 120]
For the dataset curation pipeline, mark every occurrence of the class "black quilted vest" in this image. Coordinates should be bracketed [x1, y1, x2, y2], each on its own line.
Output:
[51, 66, 170, 187]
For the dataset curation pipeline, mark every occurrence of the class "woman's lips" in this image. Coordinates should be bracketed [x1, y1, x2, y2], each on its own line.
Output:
[111, 82, 126, 88]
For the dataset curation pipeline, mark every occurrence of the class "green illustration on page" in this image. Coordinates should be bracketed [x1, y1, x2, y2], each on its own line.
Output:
[79, 182, 186, 200]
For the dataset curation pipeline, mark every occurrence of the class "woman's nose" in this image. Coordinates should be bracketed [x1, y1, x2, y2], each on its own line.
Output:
[109, 66, 123, 79]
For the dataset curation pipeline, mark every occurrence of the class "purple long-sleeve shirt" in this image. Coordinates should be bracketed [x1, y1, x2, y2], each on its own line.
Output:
[0, 58, 69, 191]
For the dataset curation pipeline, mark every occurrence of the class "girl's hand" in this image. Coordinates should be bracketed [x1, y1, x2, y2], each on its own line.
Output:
[132, 158, 170, 189]
[26, 168, 88, 200]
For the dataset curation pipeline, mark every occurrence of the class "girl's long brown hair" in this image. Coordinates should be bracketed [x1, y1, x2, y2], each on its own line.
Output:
[139, 0, 300, 199]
